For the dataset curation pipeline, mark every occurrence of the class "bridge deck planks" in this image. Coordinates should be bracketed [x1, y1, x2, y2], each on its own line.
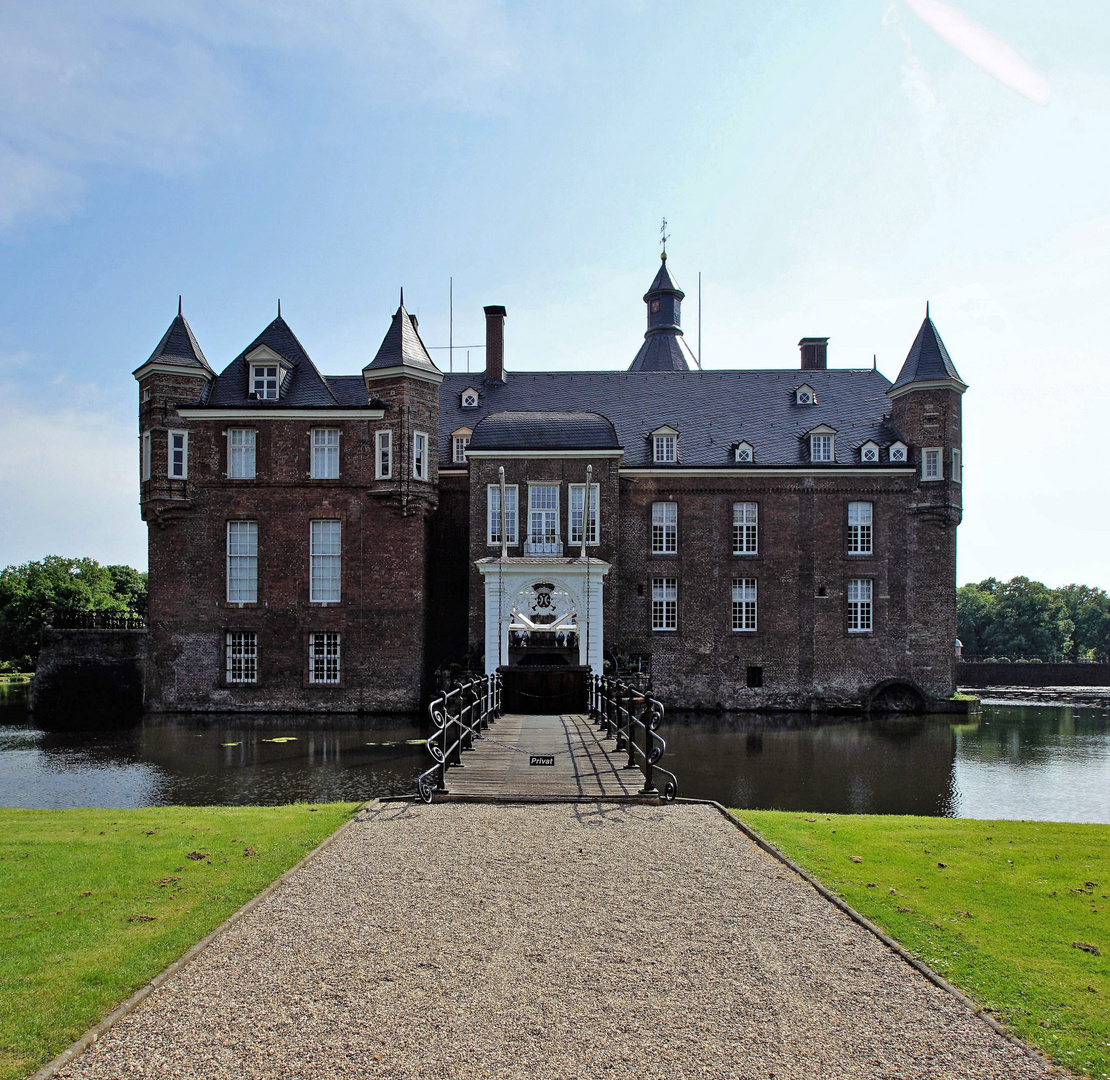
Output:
[434, 713, 655, 801]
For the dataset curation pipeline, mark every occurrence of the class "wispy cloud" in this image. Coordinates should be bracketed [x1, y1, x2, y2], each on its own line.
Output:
[901, 0, 1051, 105]
[0, 1, 534, 233]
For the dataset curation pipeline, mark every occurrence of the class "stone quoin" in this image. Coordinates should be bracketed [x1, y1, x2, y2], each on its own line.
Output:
[133, 260, 966, 712]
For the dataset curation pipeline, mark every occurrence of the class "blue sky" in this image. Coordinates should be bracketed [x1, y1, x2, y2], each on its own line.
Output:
[1, 0, 1107, 589]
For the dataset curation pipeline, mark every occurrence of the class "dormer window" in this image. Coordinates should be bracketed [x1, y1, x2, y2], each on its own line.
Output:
[251, 364, 279, 400]
[451, 427, 473, 464]
[795, 384, 817, 405]
[461, 388, 480, 408]
[807, 425, 836, 463]
[860, 441, 880, 463]
[651, 426, 679, 463]
[889, 441, 908, 463]
[734, 441, 754, 463]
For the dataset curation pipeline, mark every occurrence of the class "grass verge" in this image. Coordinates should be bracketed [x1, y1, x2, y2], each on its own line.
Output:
[0, 803, 359, 1080]
[737, 812, 1109, 1079]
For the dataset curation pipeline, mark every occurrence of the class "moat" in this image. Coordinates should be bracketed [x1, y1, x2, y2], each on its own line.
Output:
[1, 687, 1107, 821]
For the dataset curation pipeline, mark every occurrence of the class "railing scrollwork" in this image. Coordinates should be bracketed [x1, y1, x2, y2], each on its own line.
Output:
[416, 674, 502, 802]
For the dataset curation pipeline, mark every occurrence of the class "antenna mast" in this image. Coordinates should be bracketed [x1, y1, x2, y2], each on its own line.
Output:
[449, 277, 453, 374]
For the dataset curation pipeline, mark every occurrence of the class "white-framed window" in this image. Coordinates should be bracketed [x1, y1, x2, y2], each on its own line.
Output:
[860, 441, 880, 463]
[653, 435, 676, 463]
[168, 431, 188, 478]
[375, 430, 392, 479]
[569, 484, 599, 546]
[796, 384, 816, 405]
[311, 428, 340, 479]
[732, 578, 757, 632]
[310, 520, 342, 603]
[226, 631, 258, 684]
[453, 435, 470, 463]
[810, 433, 833, 462]
[251, 364, 279, 400]
[141, 386, 151, 404]
[952, 448, 962, 484]
[922, 448, 942, 480]
[527, 484, 560, 553]
[848, 502, 872, 555]
[309, 632, 341, 684]
[848, 578, 873, 633]
[487, 484, 519, 546]
[141, 431, 151, 481]
[651, 577, 678, 631]
[461, 388, 480, 408]
[732, 502, 757, 555]
[413, 432, 428, 481]
[228, 428, 256, 479]
[226, 521, 258, 604]
[734, 441, 754, 463]
[651, 502, 678, 554]
[889, 442, 908, 463]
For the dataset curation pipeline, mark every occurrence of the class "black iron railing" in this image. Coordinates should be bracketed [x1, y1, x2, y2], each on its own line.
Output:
[49, 611, 147, 630]
[588, 675, 678, 801]
[417, 674, 502, 802]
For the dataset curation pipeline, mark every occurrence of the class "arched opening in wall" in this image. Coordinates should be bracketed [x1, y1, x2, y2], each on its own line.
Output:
[866, 679, 926, 715]
[507, 581, 580, 668]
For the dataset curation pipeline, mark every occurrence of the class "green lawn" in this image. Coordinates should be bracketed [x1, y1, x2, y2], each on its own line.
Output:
[0, 803, 359, 1080]
[738, 811, 1109, 1080]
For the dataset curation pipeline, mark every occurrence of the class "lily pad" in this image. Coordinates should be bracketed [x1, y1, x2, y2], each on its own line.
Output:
[262, 737, 297, 743]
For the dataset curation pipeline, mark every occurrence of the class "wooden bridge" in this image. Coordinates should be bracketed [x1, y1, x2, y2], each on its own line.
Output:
[416, 676, 677, 803]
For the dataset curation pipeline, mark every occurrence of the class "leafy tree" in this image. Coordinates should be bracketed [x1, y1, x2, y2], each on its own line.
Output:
[956, 580, 997, 655]
[0, 557, 147, 671]
[1057, 584, 1110, 660]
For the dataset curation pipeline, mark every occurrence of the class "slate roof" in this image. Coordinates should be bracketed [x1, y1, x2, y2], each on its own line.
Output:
[468, 411, 620, 452]
[205, 317, 340, 408]
[364, 303, 439, 375]
[441, 368, 903, 468]
[628, 332, 698, 373]
[644, 258, 683, 299]
[890, 315, 964, 392]
[136, 313, 213, 375]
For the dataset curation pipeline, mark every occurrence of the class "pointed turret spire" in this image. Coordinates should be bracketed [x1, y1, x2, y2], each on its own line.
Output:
[134, 303, 213, 377]
[889, 309, 966, 396]
[628, 254, 698, 372]
[363, 293, 441, 381]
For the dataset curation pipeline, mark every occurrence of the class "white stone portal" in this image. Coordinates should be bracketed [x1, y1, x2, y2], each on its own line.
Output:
[476, 556, 610, 674]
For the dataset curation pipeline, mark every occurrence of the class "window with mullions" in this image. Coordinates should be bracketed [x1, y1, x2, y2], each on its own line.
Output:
[252, 365, 279, 399]
[732, 578, 757, 631]
[651, 502, 677, 554]
[810, 433, 833, 462]
[653, 435, 676, 463]
[651, 577, 678, 631]
[168, 431, 188, 478]
[312, 429, 340, 479]
[453, 435, 470, 464]
[848, 578, 873, 633]
[848, 502, 872, 555]
[228, 428, 256, 479]
[309, 632, 340, 684]
[569, 484, 599, 546]
[310, 520, 342, 603]
[528, 485, 559, 553]
[413, 432, 428, 480]
[922, 448, 942, 480]
[226, 521, 258, 603]
[226, 631, 257, 683]
[732, 502, 757, 554]
[488, 485, 519, 546]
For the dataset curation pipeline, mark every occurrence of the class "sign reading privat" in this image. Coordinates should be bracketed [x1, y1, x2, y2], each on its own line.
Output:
[529, 755, 555, 767]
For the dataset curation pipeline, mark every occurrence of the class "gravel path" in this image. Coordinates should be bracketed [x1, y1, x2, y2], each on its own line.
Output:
[57, 803, 1047, 1080]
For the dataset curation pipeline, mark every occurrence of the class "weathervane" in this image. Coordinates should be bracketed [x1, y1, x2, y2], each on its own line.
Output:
[660, 217, 670, 260]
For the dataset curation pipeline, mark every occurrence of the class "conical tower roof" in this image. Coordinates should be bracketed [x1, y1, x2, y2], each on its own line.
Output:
[889, 311, 966, 394]
[363, 297, 440, 378]
[134, 307, 213, 377]
[629, 255, 697, 372]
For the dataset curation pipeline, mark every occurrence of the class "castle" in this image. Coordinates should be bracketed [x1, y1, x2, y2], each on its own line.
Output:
[133, 256, 966, 713]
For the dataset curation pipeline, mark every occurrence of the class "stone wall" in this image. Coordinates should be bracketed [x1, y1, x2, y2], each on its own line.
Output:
[957, 662, 1110, 688]
[32, 628, 149, 724]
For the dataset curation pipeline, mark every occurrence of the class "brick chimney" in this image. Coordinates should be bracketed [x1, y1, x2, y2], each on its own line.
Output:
[799, 337, 828, 370]
[484, 305, 506, 383]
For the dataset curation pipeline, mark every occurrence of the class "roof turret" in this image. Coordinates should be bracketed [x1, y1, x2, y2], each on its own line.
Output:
[133, 302, 213, 378]
[363, 295, 442, 382]
[628, 255, 698, 372]
[889, 309, 967, 396]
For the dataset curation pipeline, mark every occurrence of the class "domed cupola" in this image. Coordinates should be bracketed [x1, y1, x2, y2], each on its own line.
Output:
[628, 254, 698, 372]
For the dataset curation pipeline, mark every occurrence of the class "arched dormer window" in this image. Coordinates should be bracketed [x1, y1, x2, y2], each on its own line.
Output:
[734, 441, 754, 463]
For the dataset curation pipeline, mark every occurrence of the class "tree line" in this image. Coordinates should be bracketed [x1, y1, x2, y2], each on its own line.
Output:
[0, 557, 147, 673]
[957, 577, 1110, 661]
